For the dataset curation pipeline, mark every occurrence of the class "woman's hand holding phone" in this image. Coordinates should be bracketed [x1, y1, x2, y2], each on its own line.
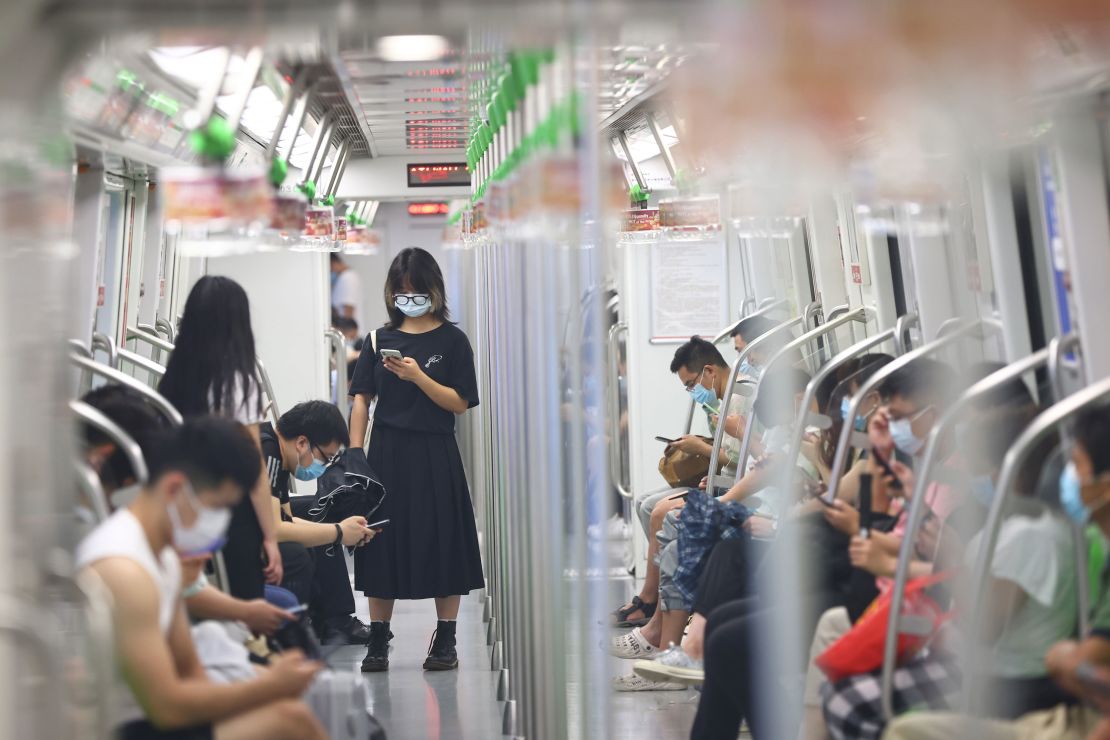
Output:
[383, 355, 423, 382]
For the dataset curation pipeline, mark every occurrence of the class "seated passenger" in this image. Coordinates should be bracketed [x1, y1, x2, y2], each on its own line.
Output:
[613, 336, 753, 629]
[613, 368, 819, 689]
[820, 404, 1077, 740]
[261, 400, 379, 643]
[885, 403, 1110, 740]
[77, 416, 325, 740]
[78, 385, 294, 638]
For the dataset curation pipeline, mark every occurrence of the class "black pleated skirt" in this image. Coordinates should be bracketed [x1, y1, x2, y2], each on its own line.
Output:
[353, 424, 485, 599]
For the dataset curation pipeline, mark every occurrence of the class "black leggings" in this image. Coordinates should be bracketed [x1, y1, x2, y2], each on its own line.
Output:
[693, 536, 770, 616]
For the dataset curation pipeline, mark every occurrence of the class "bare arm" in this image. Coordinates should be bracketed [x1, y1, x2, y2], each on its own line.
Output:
[272, 496, 374, 548]
[349, 393, 371, 449]
[720, 464, 775, 504]
[92, 559, 316, 729]
[244, 423, 281, 584]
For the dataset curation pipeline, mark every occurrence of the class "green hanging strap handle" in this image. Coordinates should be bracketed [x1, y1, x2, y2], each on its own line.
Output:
[269, 157, 288, 189]
[187, 117, 237, 164]
[298, 180, 317, 203]
[630, 184, 650, 205]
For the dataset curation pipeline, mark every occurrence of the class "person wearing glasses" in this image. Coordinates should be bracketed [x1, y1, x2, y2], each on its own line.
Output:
[347, 246, 483, 674]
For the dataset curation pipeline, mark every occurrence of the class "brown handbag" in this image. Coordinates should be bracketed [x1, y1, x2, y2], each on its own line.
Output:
[658, 438, 722, 488]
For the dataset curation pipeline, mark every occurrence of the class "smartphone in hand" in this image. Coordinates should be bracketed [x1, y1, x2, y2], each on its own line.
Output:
[366, 518, 390, 529]
[871, 448, 903, 490]
[380, 349, 403, 361]
[655, 436, 676, 444]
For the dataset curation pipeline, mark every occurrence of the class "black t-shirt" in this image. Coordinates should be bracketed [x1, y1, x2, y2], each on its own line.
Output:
[259, 422, 292, 523]
[348, 322, 479, 435]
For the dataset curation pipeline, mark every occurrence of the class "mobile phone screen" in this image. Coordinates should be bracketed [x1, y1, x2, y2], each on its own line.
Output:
[380, 349, 403, 360]
[871, 448, 902, 489]
[655, 436, 676, 444]
[366, 519, 390, 529]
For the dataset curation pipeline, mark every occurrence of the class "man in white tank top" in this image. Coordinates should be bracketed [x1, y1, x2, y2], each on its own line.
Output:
[77, 417, 326, 740]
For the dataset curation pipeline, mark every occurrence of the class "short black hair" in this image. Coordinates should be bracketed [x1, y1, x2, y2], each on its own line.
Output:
[145, 417, 260, 497]
[753, 367, 812, 428]
[333, 316, 359, 333]
[330, 253, 343, 264]
[670, 336, 728, 375]
[276, 401, 348, 449]
[1073, 404, 1110, 477]
[879, 358, 956, 409]
[80, 385, 171, 486]
[730, 315, 777, 342]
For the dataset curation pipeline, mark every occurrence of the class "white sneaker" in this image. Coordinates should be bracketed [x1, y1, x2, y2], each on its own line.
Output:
[608, 627, 658, 659]
[633, 645, 705, 686]
[612, 672, 685, 692]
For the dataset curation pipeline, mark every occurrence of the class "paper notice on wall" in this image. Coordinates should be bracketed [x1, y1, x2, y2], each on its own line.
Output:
[649, 235, 729, 343]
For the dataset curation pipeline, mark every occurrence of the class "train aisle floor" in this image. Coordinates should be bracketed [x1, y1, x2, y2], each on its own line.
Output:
[325, 591, 502, 740]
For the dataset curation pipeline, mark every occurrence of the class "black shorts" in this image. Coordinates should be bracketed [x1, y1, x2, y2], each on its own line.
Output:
[117, 719, 214, 740]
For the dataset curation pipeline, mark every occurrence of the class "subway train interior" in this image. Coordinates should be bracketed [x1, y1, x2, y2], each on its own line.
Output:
[5, 1, 1110, 739]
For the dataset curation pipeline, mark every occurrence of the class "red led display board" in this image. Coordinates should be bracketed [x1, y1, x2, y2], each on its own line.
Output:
[407, 162, 470, 188]
[407, 202, 450, 216]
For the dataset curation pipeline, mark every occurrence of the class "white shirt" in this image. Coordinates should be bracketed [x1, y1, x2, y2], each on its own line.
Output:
[964, 507, 1077, 678]
[76, 508, 182, 723]
[332, 269, 363, 330]
[209, 376, 265, 426]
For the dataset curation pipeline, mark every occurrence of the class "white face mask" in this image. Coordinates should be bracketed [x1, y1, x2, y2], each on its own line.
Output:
[167, 484, 232, 557]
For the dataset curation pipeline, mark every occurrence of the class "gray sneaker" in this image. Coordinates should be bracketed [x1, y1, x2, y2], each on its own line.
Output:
[633, 644, 704, 686]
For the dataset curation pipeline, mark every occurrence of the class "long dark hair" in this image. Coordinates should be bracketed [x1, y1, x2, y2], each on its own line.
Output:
[158, 276, 262, 420]
[383, 247, 450, 329]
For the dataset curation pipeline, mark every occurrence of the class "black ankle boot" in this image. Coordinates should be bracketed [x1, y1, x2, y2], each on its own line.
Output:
[361, 621, 390, 673]
[422, 620, 458, 671]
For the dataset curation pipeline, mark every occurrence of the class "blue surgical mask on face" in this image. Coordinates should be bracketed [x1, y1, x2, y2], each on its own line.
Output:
[689, 382, 717, 410]
[739, 359, 761, 380]
[294, 443, 329, 481]
[969, 474, 996, 508]
[395, 300, 432, 318]
[889, 417, 925, 457]
[1060, 461, 1088, 524]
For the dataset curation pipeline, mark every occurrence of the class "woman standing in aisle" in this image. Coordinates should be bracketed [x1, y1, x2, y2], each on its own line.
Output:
[348, 247, 484, 673]
[158, 275, 283, 601]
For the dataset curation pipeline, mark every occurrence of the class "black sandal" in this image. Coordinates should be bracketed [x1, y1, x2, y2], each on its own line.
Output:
[611, 595, 657, 628]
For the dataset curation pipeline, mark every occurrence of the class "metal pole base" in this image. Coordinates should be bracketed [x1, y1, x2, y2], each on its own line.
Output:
[497, 668, 510, 700]
[482, 595, 492, 623]
[486, 616, 497, 646]
[501, 699, 518, 737]
[490, 640, 503, 671]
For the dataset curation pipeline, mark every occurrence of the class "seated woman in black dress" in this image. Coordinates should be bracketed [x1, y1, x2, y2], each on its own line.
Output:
[347, 246, 484, 672]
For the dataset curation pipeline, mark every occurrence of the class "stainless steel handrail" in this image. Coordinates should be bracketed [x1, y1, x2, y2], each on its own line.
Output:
[880, 337, 1075, 720]
[705, 308, 815, 492]
[71, 399, 150, 486]
[933, 316, 965, 340]
[1049, 333, 1086, 406]
[91, 332, 118, 369]
[68, 339, 93, 360]
[893, 313, 919, 356]
[965, 372, 1110, 713]
[733, 306, 867, 475]
[301, 110, 335, 185]
[116, 346, 167, 382]
[740, 297, 757, 318]
[826, 319, 995, 502]
[154, 317, 176, 344]
[133, 324, 175, 352]
[711, 298, 790, 344]
[758, 297, 780, 310]
[779, 327, 899, 503]
[255, 357, 281, 422]
[75, 460, 111, 523]
[802, 300, 822, 332]
[607, 323, 632, 498]
[69, 354, 183, 426]
[325, 329, 349, 425]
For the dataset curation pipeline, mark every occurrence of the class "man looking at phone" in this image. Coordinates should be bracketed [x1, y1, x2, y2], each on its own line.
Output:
[262, 400, 381, 645]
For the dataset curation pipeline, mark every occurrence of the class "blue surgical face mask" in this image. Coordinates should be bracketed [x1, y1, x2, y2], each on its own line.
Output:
[969, 474, 996, 509]
[840, 397, 869, 432]
[1060, 461, 1088, 524]
[395, 300, 432, 318]
[889, 417, 925, 457]
[739, 359, 761, 380]
[689, 382, 717, 410]
[294, 443, 329, 481]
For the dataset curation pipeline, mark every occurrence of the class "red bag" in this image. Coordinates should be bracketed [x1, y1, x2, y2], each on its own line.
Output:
[815, 571, 954, 684]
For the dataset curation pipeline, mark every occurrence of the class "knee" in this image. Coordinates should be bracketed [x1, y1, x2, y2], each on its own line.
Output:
[271, 700, 324, 740]
[649, 499, 673, 529]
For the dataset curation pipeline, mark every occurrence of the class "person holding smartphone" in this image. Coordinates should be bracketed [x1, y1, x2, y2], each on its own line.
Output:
[347, 247, 483, 673]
